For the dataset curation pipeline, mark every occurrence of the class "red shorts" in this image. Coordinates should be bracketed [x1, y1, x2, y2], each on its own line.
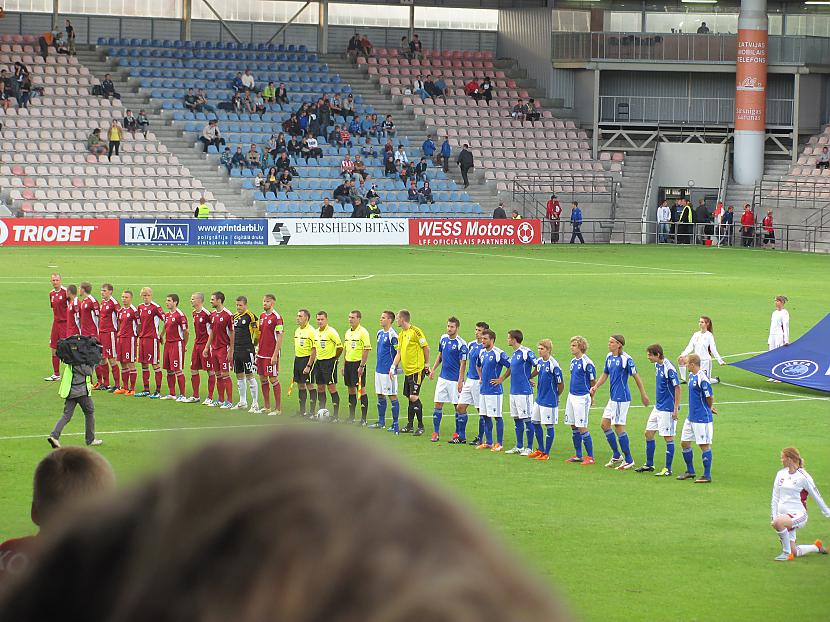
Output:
[117, 336, 137, 363]
[210, 347, 230, 373]
[163, 341, 185, 372]
[191, 343, 211, 371]
[99, 331, 116, 359]
[256, 355, 279, 377]
[50, 321, 66, 349]
[139, 337, 160, 365]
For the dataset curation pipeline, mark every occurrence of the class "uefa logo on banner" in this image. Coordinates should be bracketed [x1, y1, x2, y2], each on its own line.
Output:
[771, 360, 820, 380]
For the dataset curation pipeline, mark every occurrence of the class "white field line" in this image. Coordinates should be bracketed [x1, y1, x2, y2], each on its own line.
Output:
[722, 351, 766, 359]
[0, 275, 377, 286]
[123, 248, 223, 258]
[718, 381, 830, 400]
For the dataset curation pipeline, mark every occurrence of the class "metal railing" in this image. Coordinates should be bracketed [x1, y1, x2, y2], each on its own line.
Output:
[640, 146, 659, 243]
[510, 174, 619, 220]
[552, 32, 830, 66]
[756, 178, 830, 212]
[599, 95, 794, 127]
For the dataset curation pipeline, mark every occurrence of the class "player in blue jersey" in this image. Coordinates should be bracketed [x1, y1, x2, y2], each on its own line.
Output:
[636, 344, 681, 475]
[529, 338, 564, 461]
[428, 317, 468, 443]
[505, 330, 538, 456]
[456, 321, 488, 445]
[590, 334, 650, 471]
[476, 329, 510, 452]
[676, 353, 716, 483]
[564, 336, 596, 465]
[371, 310, 400, 432]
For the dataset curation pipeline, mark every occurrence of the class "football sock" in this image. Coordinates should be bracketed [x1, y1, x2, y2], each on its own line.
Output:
[348, 393, 358, 420]
[99, 365, 108, 386]
[618, 432, 633, 463]
[110, 363, 120, 388]
[710, 377, 720, 385]
[391, 399, 400, 424]
[484, 417, 493, 445]
[167, 373, 176, 395]
[665, 441, 675, 470]
[495, 418, 504, 445]
[129, 369, 137, 391]
[702, 449, 712, 478]
[514, 419, 525, 448]
[796, 544, 819, 557]
[207, 374, 215, 399]
[330, 391, 340, 418]
[777, 529, 792, 554]
[458, 413, 468, 439]
[318, 391, 327, 409]
[413, 399, 423, 428]
[271, 380, 281, 411]
[679, 365, 687, 380]
[478, 416, 485, 439]
[581, 431, 593, 457]
[545, 425, 555, 454]
[261, 380, 270, 410]
[682, 447, 695, 473]
[377, 397, 387, 426]
[645, 438, 656, 467]
[176, 373, 185, 395]
[360, 394, 368, 421]
[571, 429, 582, 458]
[534, 422, 544, 450]
[309, 388, 317, 415]
[248, 377, 259, 405]
[216, 376, 224, 402]
[433, 407, 442, 434]
[154, 369, 162, 393]
[52, 354, 60, 375]
[407, 403, 415, 427]
[525, 420, 534, 449]
[237, 378, 247, 403]
[121, 368, 129, 389]
[95, 365, 103, 385]
[142, 368, 150, 391]
[299, 388, 308, 414]
[604, 429, 621, 459]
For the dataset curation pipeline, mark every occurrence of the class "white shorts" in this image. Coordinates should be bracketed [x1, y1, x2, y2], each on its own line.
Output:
[565, 393, 591, 428]
[374, 372, 398, 396]
[433, 377, 460, 405]
[680, 419, 713, 445]
[645, 408, 676, 437]
[478, 394, 503, 418]
[699, 358, 712, 377]
[768, 335, 785, 350]
[533, 404, 559, 426]
[509, 394, 534, 419]
[602, 400, 630, 425]
[458, 378, 480, 407]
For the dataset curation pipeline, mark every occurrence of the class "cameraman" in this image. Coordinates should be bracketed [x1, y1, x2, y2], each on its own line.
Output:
[48, 340, 104, 449]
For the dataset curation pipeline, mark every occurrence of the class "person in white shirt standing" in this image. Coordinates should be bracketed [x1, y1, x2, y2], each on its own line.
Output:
[656, 201, 671, 243]
[767, 295, 790, 382]
[770, 446, 830, 561]
[678, 315, 725, 384]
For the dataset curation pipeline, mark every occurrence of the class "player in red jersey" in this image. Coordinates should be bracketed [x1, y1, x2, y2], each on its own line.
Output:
[187, 292, 213, 404]
[203, 291, 234, 408]
[45, 273, 67, 381]
[160, 294, 189, 402]
[135, 286, 164, 399]
[113, 290, 139, 395]
[256, 294, 285, 415]
[64, 284, 81, 337]
[96, 283, 120, 391]
[77, 282, 102, 385]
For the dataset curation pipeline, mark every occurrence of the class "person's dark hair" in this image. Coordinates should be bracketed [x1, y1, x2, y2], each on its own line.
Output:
[447, 316, 460, 328]
[264, 294, 276, 302]
[572, 201, 579, 208]
[476, 321, 489, 330]
[298, 308, 310, 320]
[350, 310, 362, 319]
[211, 291, 225, 304]
[167, 294, 179, 305]
[0, 430, 565, 621]
[646, 343, 664, 357]
[66, 284, 77, 296]
[482, 329, 496, 341]
[508, 329, 523, 343]
[316, 310, 328, 319]
[611, 334, 625, 346]
[101, 283, 113, 292]
[79, 282, 91, 294]
[397, 309, 411, 323]
[382, 310, 395, 321]
[123, 289, 133, 297]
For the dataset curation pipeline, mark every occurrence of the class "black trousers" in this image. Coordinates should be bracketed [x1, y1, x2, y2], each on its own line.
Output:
[460, 166, 470, 186]
[107, 140, 120, 159]
[550, 220, 560, 243]
[570, 225, 584, 243]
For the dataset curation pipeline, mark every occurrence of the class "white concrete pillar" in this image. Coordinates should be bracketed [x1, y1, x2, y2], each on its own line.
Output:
[318, 0, 328, 54]
[734, 0, 768, 186]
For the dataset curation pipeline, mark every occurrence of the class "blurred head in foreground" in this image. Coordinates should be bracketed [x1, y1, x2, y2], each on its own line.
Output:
[0, 428, 566, 622]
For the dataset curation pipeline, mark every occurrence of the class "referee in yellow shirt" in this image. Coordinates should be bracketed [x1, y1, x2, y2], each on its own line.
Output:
[343, 310, 372, 425]
[389, 309, 430, 436]
[293, 309, 317, 417]
[309, 310, 343, 421]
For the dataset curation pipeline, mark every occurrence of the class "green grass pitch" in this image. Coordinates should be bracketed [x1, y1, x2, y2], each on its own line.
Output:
[1, 244, 828, 621]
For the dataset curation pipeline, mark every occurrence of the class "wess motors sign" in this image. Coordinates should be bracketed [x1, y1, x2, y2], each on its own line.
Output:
[409, 219, 542, 245]
[0, 219, 119, 246]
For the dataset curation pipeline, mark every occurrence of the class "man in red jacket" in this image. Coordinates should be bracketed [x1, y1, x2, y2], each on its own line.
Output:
[740, 204, 755, 247]
[545, 194, 562, 243]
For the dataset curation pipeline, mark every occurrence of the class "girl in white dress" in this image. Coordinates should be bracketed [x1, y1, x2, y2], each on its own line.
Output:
[678, 316, 725, 384]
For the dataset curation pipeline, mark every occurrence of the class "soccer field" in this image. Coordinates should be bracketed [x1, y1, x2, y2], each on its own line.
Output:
[1, 243, 829, 621]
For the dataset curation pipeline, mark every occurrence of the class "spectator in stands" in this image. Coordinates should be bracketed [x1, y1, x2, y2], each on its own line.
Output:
[282, 113, 301, 137]
[351, 197, 368, 218]
[480, 77, 494, 104]
[657, 200, 671, 243]
[361, 137, 377, 159]
[270, 132, 287, 157]
[400, 36, 411, 59]
[16, 74, 31, 108]
[440, 137, 451, 173]
[254, 170, 266, 193]
[348, 115, 362, 138]
[286, 135, 302, 161]
[366, 184, 381, 204]
[512, 210, 521, 219]
[360, 114, 374, 138]
[399, 162, 412, 188]
[13, 61, 28, 90]
[65, 19, 76, 56]
[199, 119, 225, 153]
[184, 88, 198, 113]
[422, 134, 436, 160]
[341, 154, 356, 181]
[394, 144, 409, 166]
[107, 119, 122, 162]
[265, 168, 279, 195]
[329, 93, 342, 118]
[384, 153, 397, 177]
[457, 144, 474, 188]
[246, 144, 262, 171]
[339, 125, 353, 154]
[328, 124, 343, 151]
[407, 180, 419, 202]
[320, 197, 334, 218]
[383, 138, 395, 155]
[86, 128, 107, 159]
[526, 99, 541, 124]
[424, 75, 445, 102]
[231, 146, 246, 170]
[360, 34, 373, 59]
[278, 169, 293, 193]
[55, 31, 70, 55]
[347, 33, 361, 61]
[37, 29, 54, 60]
[243, 92, 259, 116]
[297, 109, 310, 135]
[301, 133, 322, 163]
[100, 74, 120, 100]
[740, 204, 755, 247]
[546, 193, 562, 243]
[696, 22, 710, 34]
[275, 151, 292, 172]
[195, 89, 215, 114]
[276, 83, 289, 105]
[262, 81, 276, 104]
[410, 34, 423, 61]
[512, 99, 528, 122]
[342, 94, 355, 119]
[414, 75, 430, 102]
[368, 198, 381, 218]
[220, 147, 233, 173]
[569, 201, 585, 243]
[348, 180, 363, 205]
[333, 181, 350, 207]
[353, 155, 369, 187]
[493, 202, 507, 219]
[418, 181, 434, 205]
[465, 78, 481, 101]
[231, 72, 244, 93]
[123, 110, 138, 138]
[1, 68, 13, 93]
[382, 115, 396, 139]
[414, 157, 429, 183]
[722, 205, 735, 246]
[762, 209, 775, 248]
[0, 81, 13, 111]
[817, 147, 830, 170]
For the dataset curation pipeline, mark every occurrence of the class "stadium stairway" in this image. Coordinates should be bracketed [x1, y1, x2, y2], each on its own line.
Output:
[609, 152, 652, 242]
[723, 157, 790, 210]
[76, 48, 253, 216]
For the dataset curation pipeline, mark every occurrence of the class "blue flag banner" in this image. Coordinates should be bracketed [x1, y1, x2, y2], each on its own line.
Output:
[732, 313, 830, 393]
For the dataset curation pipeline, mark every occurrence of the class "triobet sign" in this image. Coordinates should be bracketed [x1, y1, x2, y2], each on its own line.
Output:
[409, 218, 542, 245]
[0, 219, 120, 246]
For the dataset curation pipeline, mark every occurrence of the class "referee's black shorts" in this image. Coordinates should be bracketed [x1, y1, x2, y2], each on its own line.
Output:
[343, 360, 366, 388]
[233, 349, 256, 374]
[293, 355, 312, 383]
[314, 357, 338, 386]
[403, 372, 423, 398]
